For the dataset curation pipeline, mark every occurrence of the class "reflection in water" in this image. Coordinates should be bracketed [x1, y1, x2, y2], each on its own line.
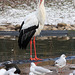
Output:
[0, 36, 75, 64]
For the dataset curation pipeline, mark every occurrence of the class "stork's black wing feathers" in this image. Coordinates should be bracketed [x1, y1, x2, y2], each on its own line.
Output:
[18, 23, 39, 49]
[19, 21, 24, 32]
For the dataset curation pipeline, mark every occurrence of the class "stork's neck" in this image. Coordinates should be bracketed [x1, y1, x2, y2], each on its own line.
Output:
[39, 0, 44, 6]
[37, 0, 46, 25]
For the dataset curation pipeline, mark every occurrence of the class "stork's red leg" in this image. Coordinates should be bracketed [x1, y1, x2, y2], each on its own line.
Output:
[33, 36, 42, 60]
[30, 39, 34, 60]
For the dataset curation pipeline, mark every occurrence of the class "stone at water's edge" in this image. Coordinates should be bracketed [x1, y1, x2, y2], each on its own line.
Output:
[0, 23, 75, 31]
[57, 23, 67, 27]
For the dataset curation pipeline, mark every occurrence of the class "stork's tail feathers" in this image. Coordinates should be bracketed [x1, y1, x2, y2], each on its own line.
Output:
[18, 24, 39, 49]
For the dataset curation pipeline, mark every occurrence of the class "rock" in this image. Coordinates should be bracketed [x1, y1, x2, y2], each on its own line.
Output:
[6, 25, 15, 29]
[43, 25, 52, 30]
[0, 26, 7, 31]
[70, 27, 75, 30]
[57, 23, 67, 27]
[51, 27, 58, 30]
[0, 36, 5, 39]
[43, 24, 58, 30]
[36, 36, 48, 40]
[65, 26, 71, 30]
[67, 28, 71, 30]
[66, 24, 71, 27]
[43, 25, 49, 30]
[70, 66, 75, 69]
[0, 23, 75, 31]
[58, 27, 64, 30]
[15, 24, 20, 31]
[69, 64, 75, 70]
[57, 37, 70, 41]
[72, 37, 75, 39]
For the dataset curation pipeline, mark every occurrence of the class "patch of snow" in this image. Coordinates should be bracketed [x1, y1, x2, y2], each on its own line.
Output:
[45, 1, 75, 25]
[0, 1, 75, 25]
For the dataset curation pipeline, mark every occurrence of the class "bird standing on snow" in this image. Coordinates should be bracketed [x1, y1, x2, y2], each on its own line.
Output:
[29, 62, 53, 75]
[18, 0, 46, 61]
[55, 54, 66, 73]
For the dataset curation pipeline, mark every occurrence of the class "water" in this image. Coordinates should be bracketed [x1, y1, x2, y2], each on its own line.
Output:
[0, 36, 75, 64]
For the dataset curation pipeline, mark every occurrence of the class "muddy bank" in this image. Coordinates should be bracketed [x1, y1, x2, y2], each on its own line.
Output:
[17, 62, 75, 75]
[16, 60, 75, 75]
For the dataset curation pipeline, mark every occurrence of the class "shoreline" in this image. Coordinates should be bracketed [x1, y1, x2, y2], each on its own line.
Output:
[0, 23, 75, 31]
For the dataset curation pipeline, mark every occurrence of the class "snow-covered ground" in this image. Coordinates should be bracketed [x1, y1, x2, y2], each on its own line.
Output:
[0, 1, 75, 26]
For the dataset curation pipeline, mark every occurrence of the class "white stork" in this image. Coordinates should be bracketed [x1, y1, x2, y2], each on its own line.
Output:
[18, 0, 46, 61]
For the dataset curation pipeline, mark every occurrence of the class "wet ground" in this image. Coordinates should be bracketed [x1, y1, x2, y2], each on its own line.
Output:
[17, 60, 75, 75]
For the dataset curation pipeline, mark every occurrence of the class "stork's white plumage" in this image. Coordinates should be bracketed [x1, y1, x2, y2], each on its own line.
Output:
[18, 0, 46, 60]
[55, 54, 66, 72]
[29, 62, 53, 75]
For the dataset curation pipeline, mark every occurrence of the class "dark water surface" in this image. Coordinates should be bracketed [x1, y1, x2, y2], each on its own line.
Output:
[0, 35, 75, 64]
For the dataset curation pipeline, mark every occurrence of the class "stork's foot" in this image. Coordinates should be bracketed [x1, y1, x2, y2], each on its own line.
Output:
[34, 57, 42, 61]
[30, 57, 42, 61]
[30, 57, 35, 61]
